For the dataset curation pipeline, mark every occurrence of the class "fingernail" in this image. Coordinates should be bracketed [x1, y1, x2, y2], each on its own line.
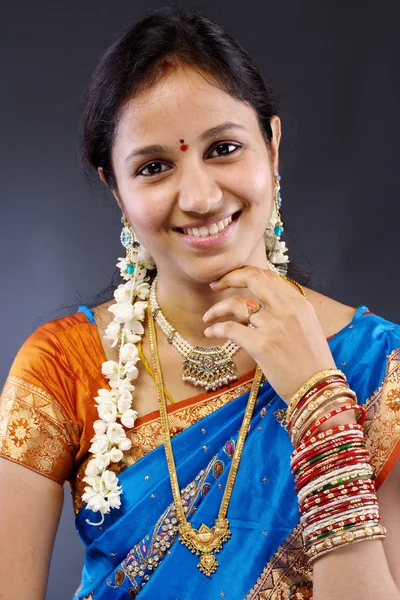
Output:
[210, 281, 219, 289]
[202, 311, 209, 322]
[204, 327, 212, 336]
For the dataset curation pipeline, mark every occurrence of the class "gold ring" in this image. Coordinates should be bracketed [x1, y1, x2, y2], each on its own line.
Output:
[244, 301, 261, 324]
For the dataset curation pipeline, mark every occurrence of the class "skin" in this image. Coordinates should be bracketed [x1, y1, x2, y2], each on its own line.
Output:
[1, 64, 398, 600]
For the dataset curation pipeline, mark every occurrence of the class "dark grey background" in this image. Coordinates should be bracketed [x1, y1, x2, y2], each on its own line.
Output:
[1, 1, 399, 598]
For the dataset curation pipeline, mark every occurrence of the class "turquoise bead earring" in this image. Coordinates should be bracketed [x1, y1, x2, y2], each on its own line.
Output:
[120, 215, 140, 276]
[273, 175, 284, 237]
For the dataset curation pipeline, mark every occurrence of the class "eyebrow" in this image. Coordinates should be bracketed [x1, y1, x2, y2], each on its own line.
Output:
[124, 121, 247, 164]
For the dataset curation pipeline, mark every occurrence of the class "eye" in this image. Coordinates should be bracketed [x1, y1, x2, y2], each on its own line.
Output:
[136, 161, 171, 178]
[208, 142, 241, 159]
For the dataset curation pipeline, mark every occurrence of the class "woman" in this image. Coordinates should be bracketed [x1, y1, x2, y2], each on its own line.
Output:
[1, 6, 399, 600]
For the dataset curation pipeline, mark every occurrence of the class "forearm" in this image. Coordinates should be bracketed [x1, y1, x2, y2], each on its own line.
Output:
[312, 538, 400, 600]
[312, 413, 399, 599]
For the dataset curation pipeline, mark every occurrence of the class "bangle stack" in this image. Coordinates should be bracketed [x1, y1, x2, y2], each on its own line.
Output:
[287, 370, 386, 564]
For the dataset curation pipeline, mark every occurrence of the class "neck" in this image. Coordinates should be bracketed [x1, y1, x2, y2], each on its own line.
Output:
[154, 248, 270, 344]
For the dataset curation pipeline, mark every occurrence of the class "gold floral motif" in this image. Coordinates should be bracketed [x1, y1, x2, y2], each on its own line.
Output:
[8, 417, 32, 447]
[246, 347, 400, 599]
[0, 375, 80, 484]
[72, 376, 255, 514]
[385, 388, 400, 411]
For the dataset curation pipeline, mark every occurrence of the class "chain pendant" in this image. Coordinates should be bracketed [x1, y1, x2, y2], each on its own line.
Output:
[182, 346, 237, 391]
[179, 519, 231, 576]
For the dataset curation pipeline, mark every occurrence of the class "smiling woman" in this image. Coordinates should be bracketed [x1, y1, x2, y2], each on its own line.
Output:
[1, 5, 400, 600]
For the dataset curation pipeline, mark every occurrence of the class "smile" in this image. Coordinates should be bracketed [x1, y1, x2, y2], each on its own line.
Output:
[173, 211, 241, 249]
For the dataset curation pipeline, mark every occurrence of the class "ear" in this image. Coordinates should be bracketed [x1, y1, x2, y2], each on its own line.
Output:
[98, 167, 124, 211]
[269, 116, 281, 176]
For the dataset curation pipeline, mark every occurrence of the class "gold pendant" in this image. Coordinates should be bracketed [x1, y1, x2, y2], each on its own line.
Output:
[179, 519, 231, 576]
[182, 346, 237, 392]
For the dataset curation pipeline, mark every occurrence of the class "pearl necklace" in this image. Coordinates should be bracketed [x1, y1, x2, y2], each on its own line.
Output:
[150, 275, 241, 392]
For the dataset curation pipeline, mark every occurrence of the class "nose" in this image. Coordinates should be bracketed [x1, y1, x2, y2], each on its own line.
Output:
[177, 161, 223, 214]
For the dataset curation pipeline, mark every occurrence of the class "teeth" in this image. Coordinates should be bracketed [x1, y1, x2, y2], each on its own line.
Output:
[184, 216, 233, 237]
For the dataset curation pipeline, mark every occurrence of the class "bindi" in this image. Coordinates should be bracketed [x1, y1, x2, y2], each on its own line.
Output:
[179, 138, 189, 152]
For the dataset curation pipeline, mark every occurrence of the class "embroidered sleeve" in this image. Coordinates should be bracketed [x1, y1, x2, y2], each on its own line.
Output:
[364, 345, 400, 488]
[0, 324, 80, 485]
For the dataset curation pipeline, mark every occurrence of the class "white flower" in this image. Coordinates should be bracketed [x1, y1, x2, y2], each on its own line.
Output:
[101, 362, 119, 381]
[134, 282, 150, 299]
[120, 343, 139, 364]
[82, 486, 110, 513]
[124, 361, 139, 380]
[120, 409, 138, 429]
[114, 284, 130, 304]
[100, 470, 121, 493]
[130, 320, 145, 335]
[109, 447, 124, 463]
[133, 301, 148, 321]
[108, 301, 135, 323]
[93, 419, 107, 434]
[104, 321, 120, 347]
[95, 388, 114, 404]
[98, 401, 117, 423]
[123, 330, 141, 344]
[118, 437, 132, 451]
[89, 434, 110, 455]
[106, 423, 127, 445]
[117, 396, 132, 413]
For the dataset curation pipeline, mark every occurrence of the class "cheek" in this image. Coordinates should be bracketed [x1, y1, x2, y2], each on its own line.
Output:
[124, 194, 169, 237]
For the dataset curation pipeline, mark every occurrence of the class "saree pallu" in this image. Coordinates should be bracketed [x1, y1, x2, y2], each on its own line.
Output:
[71, 305, 400, 600]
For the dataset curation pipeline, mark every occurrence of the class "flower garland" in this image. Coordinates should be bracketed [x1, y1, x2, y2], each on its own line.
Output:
[82, 221, 289, 525]
[82, 244, 155, 525]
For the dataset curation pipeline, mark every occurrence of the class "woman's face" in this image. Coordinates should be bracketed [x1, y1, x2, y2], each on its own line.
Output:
[109, 65, 281, 285]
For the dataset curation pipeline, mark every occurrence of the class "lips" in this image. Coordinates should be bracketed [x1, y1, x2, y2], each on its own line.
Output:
[174, 211, 241, 237]
[173, 211, 241, 249]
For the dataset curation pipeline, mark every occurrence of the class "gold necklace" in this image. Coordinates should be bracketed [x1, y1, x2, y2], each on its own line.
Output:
[147, 304, 263, 577]
[280, 276, 307, 298]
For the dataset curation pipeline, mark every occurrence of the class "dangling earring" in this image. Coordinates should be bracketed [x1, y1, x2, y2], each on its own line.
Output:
[273, 175, 284, 237]
[264, 174, 290, 276]
[120, 215, 140, 276]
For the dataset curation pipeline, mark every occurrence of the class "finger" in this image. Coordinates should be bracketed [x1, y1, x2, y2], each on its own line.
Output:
[204, 320, 257, 347]
[210, 266, 283, 306]
[203, 295, 263, 324]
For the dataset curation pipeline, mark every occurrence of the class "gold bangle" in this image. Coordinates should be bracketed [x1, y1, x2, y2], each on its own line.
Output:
[290, 384, 351, 432]
[291, 395, 358, 447]
[286, 369, 347, 423]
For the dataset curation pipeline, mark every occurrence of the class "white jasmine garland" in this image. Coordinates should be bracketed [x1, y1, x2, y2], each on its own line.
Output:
[82, 242, 155, 526]
[82, 217, 289, 525]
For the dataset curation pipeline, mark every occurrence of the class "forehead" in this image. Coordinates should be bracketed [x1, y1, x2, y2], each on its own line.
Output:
[115, 66, 258, 144]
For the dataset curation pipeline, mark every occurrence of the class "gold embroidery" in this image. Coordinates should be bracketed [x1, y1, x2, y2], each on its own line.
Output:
[0, 375, 80, 484]
[245, 347, 400, 599]
[72, 378, 254, 514]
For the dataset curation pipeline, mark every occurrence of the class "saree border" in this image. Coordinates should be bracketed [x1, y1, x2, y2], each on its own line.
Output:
[72, 371, 257, 514]
[245, 347, 400, 600]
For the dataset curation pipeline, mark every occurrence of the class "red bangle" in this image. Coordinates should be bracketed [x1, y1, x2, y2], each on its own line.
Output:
[295, 447, 370, 481]
[296, 454, 370, 491]
[300, 405, 365, 446]
[291, 433, 366, 471]
[300, 481, 376, 513]
[293, 440, 367, 475]
[291, 423, 364, 457]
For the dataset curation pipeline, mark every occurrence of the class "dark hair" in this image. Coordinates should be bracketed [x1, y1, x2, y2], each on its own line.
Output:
[80, 5, 313, 302]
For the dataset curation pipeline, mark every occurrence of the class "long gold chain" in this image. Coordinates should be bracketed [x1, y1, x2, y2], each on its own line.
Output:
[147, 304, 263, 576]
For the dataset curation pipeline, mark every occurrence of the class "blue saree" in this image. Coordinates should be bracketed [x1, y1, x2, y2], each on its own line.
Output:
[72, 305, 400, 600]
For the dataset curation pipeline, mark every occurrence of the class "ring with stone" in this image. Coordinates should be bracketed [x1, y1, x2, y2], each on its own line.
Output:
[244, 300, 261, 324]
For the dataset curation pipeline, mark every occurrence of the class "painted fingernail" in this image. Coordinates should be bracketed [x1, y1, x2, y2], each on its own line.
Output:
[246, 300, 259, 309]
